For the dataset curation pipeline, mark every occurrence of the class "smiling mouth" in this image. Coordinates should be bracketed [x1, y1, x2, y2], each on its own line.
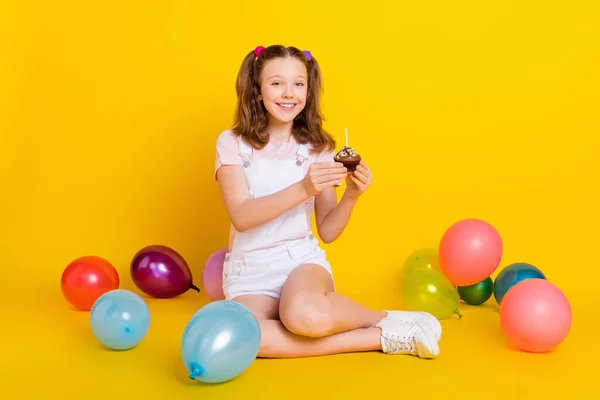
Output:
[276, 103, 297, 110]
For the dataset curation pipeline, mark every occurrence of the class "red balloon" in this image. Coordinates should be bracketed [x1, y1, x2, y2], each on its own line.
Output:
[130, 244, 200, 298]
[61, 256, 120, 310]
[439, 218, 503, 286]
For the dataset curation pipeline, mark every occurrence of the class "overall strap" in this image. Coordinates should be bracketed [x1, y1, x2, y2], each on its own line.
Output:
[239, 139, 253, 167]
[295, 143, 310, 167]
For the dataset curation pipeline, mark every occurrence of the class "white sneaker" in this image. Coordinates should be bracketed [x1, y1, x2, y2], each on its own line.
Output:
[375, 317, 439, 359]
[384, 310, 442, 342]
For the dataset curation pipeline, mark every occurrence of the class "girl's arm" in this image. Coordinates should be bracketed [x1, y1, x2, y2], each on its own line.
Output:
[217, 163, 346, 233]
[315, 161, 372, 243]
[314, 188, 358, 243]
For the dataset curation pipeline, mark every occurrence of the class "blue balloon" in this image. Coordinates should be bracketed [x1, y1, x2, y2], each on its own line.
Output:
[493, 262, 546, 305]
[181, 300, 261, 384]
[90, 289, 150, 350]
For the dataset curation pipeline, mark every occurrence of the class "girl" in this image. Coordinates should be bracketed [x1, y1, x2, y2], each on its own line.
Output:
[214, 45, 441, 359]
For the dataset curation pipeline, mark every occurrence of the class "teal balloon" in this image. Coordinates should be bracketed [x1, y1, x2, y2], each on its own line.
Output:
[90, 289, 150, 350]
[493, 262, 546, 305]
[181, 300, 261, 384]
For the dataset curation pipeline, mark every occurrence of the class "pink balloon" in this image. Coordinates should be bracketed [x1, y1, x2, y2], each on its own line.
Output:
[499, 279, 571, 353]
[202, 248, 228, 301]
[438, 218, 503, 286]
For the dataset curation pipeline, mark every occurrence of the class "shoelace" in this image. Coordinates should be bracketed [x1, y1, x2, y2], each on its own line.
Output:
[382, 334, 416, 354]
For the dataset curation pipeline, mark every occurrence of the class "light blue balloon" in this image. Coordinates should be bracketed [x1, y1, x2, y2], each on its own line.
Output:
[90, 289, 150, 350]
[181, 300, 261, 384]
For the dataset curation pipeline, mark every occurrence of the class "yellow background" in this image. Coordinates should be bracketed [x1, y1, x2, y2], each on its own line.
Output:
[2, 0, 598, 398]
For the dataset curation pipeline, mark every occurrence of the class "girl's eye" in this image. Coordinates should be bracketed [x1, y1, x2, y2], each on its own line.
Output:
[270, 82, 305, 87]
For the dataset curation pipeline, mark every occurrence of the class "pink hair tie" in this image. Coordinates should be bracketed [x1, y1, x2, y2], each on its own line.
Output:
[254, 46, 265, 57]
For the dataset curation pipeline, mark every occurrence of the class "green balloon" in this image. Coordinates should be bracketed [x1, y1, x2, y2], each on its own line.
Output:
[402, 248, 440, 277]
[401, 268, 462, 320]
[457, 277, 494, 305]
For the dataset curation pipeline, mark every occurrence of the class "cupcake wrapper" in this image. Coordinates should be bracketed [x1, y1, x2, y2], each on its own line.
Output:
[342, 160, 360, 172]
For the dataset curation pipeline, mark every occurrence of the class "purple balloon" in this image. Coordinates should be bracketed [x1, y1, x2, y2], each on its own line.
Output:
[130, 245, 200, 298]
[202, 248, 227, 301]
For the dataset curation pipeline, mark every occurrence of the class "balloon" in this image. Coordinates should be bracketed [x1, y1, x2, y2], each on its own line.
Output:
[61, 256, 120, 311]
[130, 244, 200, 298]
[439, 218, 503, 286]
[493, 262, 546, 305]
[401, 268, 462, 320]
[90, 289, 151, 350]
[458, 276, 493, 305]
[181, 300, 261, 384]
[402, 248, 440, 278]
[499, 279, 571, 353]
[202, 248, 227, 301]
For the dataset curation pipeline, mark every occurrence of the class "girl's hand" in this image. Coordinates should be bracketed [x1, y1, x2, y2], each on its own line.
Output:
[344, 161, 372, 199]
[302, 162, 348, 197]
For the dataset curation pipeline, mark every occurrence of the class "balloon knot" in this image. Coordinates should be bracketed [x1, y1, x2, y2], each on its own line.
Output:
[189, 363, 203, 380]
[190, 284, 200, 293]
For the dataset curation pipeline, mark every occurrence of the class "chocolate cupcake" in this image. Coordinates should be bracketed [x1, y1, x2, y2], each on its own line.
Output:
[334, 146, 361, 174]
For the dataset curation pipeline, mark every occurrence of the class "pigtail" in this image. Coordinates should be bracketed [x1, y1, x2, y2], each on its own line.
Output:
[234, 50, 256, 100]
[232, 50, 269, 147]
[233, 51, 259, 137]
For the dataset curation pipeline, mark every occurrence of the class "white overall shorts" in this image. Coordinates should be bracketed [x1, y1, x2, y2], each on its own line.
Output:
[221, 139, 334, 300]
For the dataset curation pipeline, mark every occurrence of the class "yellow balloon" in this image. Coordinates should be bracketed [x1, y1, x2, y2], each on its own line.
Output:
[401, 268, 462, 320]
[402, 248, 440, 278]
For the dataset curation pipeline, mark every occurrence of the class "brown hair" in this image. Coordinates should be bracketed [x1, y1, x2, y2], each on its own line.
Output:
[232, 45, 336, 154]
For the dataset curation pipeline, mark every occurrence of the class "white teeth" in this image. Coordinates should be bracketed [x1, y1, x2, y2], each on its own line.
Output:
[278, 103, 295, 109]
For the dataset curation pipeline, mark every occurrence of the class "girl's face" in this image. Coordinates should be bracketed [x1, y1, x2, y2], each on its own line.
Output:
[259, 56, 308, 127]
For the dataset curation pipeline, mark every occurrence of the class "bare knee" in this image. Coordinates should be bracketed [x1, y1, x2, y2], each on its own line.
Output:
[280, 292, 333, 337]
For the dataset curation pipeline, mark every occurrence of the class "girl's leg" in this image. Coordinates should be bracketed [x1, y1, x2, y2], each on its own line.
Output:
[231, 276, 439, 359]
[256, 320, 383, 358]
[279, 264, 386, 337]
[278, 264, 439, 357]
[232, 294, 405, 358]
[278, 264, 441, 341]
